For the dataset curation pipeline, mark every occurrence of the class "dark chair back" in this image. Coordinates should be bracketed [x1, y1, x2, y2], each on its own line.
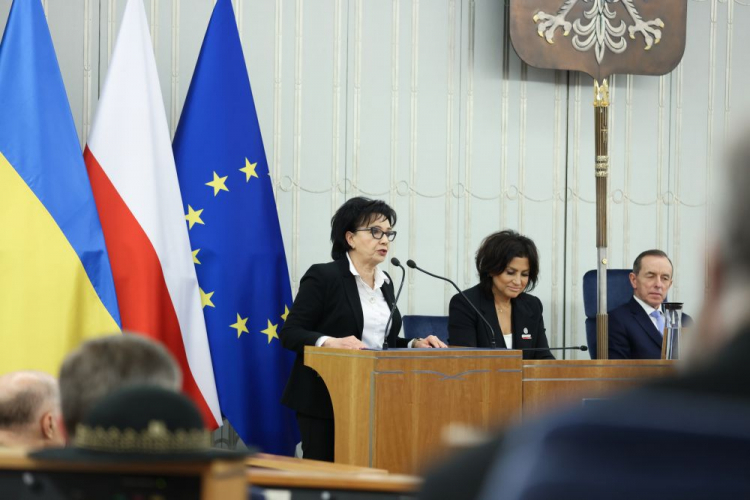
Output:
[582, 269, 633, 359]
[402, 315, 449, 343]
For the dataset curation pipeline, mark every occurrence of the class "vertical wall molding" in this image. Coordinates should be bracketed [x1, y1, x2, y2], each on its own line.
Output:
[607, 75, 616, 258]
[500, 0, 510, 233]
[331, 0, 343, 216]
[407, 0, 420, 313]
[82, 0, 92, 146]
[673, 63, 684, 301]
[623, 74, 633, 267]
[273, 0, 283, 199]
[444, 0, 456, 310]
[150, 0, 159, 54]
[389, 0, 400, 277]
[108, 0, 117, 63]
[234, 0, 243, 39]
[551, 70, 563, 344]
[292, 0, 304, 292]
[462, 0, 475, 291]
[517, 62, 527, 232]
[352, 0, 362, 195]
[570, 73, 582, 348]
[656, 74, 666, 251]
[169, 0, 179, 137]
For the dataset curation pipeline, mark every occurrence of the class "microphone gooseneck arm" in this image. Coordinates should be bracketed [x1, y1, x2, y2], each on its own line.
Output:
[406, 259, 497, 349]
[383, 257, 406, 350]
[520, 345, 588, 352]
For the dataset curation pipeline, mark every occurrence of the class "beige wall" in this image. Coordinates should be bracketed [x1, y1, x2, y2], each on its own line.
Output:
[2, 0, 748, 357]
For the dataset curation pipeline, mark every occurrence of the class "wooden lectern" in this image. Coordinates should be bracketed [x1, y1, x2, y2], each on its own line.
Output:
[305, 347, 674, 474]
[304, 346, 523, 474]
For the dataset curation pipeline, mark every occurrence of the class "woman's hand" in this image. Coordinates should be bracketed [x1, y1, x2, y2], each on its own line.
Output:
[322, 336, 367, 349]
[413, 335, 448, 348]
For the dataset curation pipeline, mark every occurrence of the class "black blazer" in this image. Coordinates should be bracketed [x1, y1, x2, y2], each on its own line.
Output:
[279, 258, 407, 418]
[609, 296, 692, 359]
[448, 284, 554, 360]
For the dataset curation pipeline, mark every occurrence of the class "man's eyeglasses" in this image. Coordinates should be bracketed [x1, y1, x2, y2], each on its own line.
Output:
[354, 227, 397, 242]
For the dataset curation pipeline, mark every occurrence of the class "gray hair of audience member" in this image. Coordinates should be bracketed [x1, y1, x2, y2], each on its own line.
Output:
[59, 334, 182, 436]
[0, 371, 63, 448]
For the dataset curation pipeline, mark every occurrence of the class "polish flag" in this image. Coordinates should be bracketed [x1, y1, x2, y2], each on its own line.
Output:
[84, 0, 221, 427]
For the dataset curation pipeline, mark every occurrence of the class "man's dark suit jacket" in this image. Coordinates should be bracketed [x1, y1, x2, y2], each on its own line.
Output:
[448, 284, 554, 359]
[609, 296, 691, 359]
[279, 258, 407, 419]
[418, 328, 750, 500]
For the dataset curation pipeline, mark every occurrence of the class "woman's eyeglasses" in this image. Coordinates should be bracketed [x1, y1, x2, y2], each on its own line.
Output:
[353, 227, 397, 241]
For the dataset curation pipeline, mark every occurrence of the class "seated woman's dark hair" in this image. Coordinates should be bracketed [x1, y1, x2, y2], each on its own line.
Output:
[475, 230, 539, 296]
[330, 197, 397, 260]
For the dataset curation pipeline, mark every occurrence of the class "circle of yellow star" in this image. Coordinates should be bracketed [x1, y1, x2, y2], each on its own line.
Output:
[206, 171, 229, 196]
[281, 305, 290, 322]
[260, 319, 279, 344]
[192, 249, 201, 264]
[230, 314, 249, 338]
[240, 158, 258, 181]
[185, 205, 205, 230]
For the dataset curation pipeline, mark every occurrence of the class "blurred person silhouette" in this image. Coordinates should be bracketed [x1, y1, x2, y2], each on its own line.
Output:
[59, 333, 181, 438]
[0, 371, 65, 449]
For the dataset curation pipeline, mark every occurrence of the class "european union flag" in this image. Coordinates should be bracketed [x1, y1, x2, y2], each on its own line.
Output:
[173, 0, 298, 454]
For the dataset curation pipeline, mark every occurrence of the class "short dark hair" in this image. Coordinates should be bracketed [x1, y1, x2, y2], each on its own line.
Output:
[475, 230, 539, 296]
[632, 249, 673, 276]
[330, 197, 397, 260]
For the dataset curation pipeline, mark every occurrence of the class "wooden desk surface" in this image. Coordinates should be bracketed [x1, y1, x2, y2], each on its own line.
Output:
[247, 453, 419, 493]
[247, 453, 388, 475]
[248, 468, 421, 493]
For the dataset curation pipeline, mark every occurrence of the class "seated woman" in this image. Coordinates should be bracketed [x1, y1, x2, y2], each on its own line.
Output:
[279, 197, 446, 462]
[448, 230, 554, 359]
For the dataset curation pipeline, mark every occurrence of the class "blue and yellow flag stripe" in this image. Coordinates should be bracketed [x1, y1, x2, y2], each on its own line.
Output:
[0, 0, 120, 375]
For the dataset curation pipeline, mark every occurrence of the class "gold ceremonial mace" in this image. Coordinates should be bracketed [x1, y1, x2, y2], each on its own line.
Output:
[594, 80, 609, 358]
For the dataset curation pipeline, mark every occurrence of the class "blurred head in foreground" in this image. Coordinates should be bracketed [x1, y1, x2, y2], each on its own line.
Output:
[0, 371, 64, 449]
[59, 334, 182, 437]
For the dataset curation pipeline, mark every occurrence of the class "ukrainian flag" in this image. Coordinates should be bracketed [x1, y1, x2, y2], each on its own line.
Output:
[0, 0, 120, 375]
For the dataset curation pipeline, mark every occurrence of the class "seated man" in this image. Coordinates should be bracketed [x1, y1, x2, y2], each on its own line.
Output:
[608, 249, 688, 359]
[59, 333, 182, 437]
[0, 371, 65, 449]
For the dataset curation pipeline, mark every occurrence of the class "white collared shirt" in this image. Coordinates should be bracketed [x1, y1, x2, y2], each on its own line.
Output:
[633, 295, 663, 332]
[316, 254, 413, 349]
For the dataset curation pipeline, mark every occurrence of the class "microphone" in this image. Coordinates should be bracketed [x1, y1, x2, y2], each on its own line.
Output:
[406, 259, 497, 349]
[383, 257, 406, 350]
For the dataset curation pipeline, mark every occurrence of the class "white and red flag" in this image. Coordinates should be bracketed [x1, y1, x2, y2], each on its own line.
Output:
[84, 0, 221, 427]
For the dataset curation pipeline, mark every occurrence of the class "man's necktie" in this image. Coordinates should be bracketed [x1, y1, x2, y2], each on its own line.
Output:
[651, 309, 665, 336]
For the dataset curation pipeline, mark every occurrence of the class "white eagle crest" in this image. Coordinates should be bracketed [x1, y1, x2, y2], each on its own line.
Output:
[533, 0, 664, 63]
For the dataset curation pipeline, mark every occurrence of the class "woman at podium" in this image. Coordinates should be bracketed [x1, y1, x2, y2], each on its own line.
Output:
[448, 230, 554, 359]
[279, 197, 446, 461]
